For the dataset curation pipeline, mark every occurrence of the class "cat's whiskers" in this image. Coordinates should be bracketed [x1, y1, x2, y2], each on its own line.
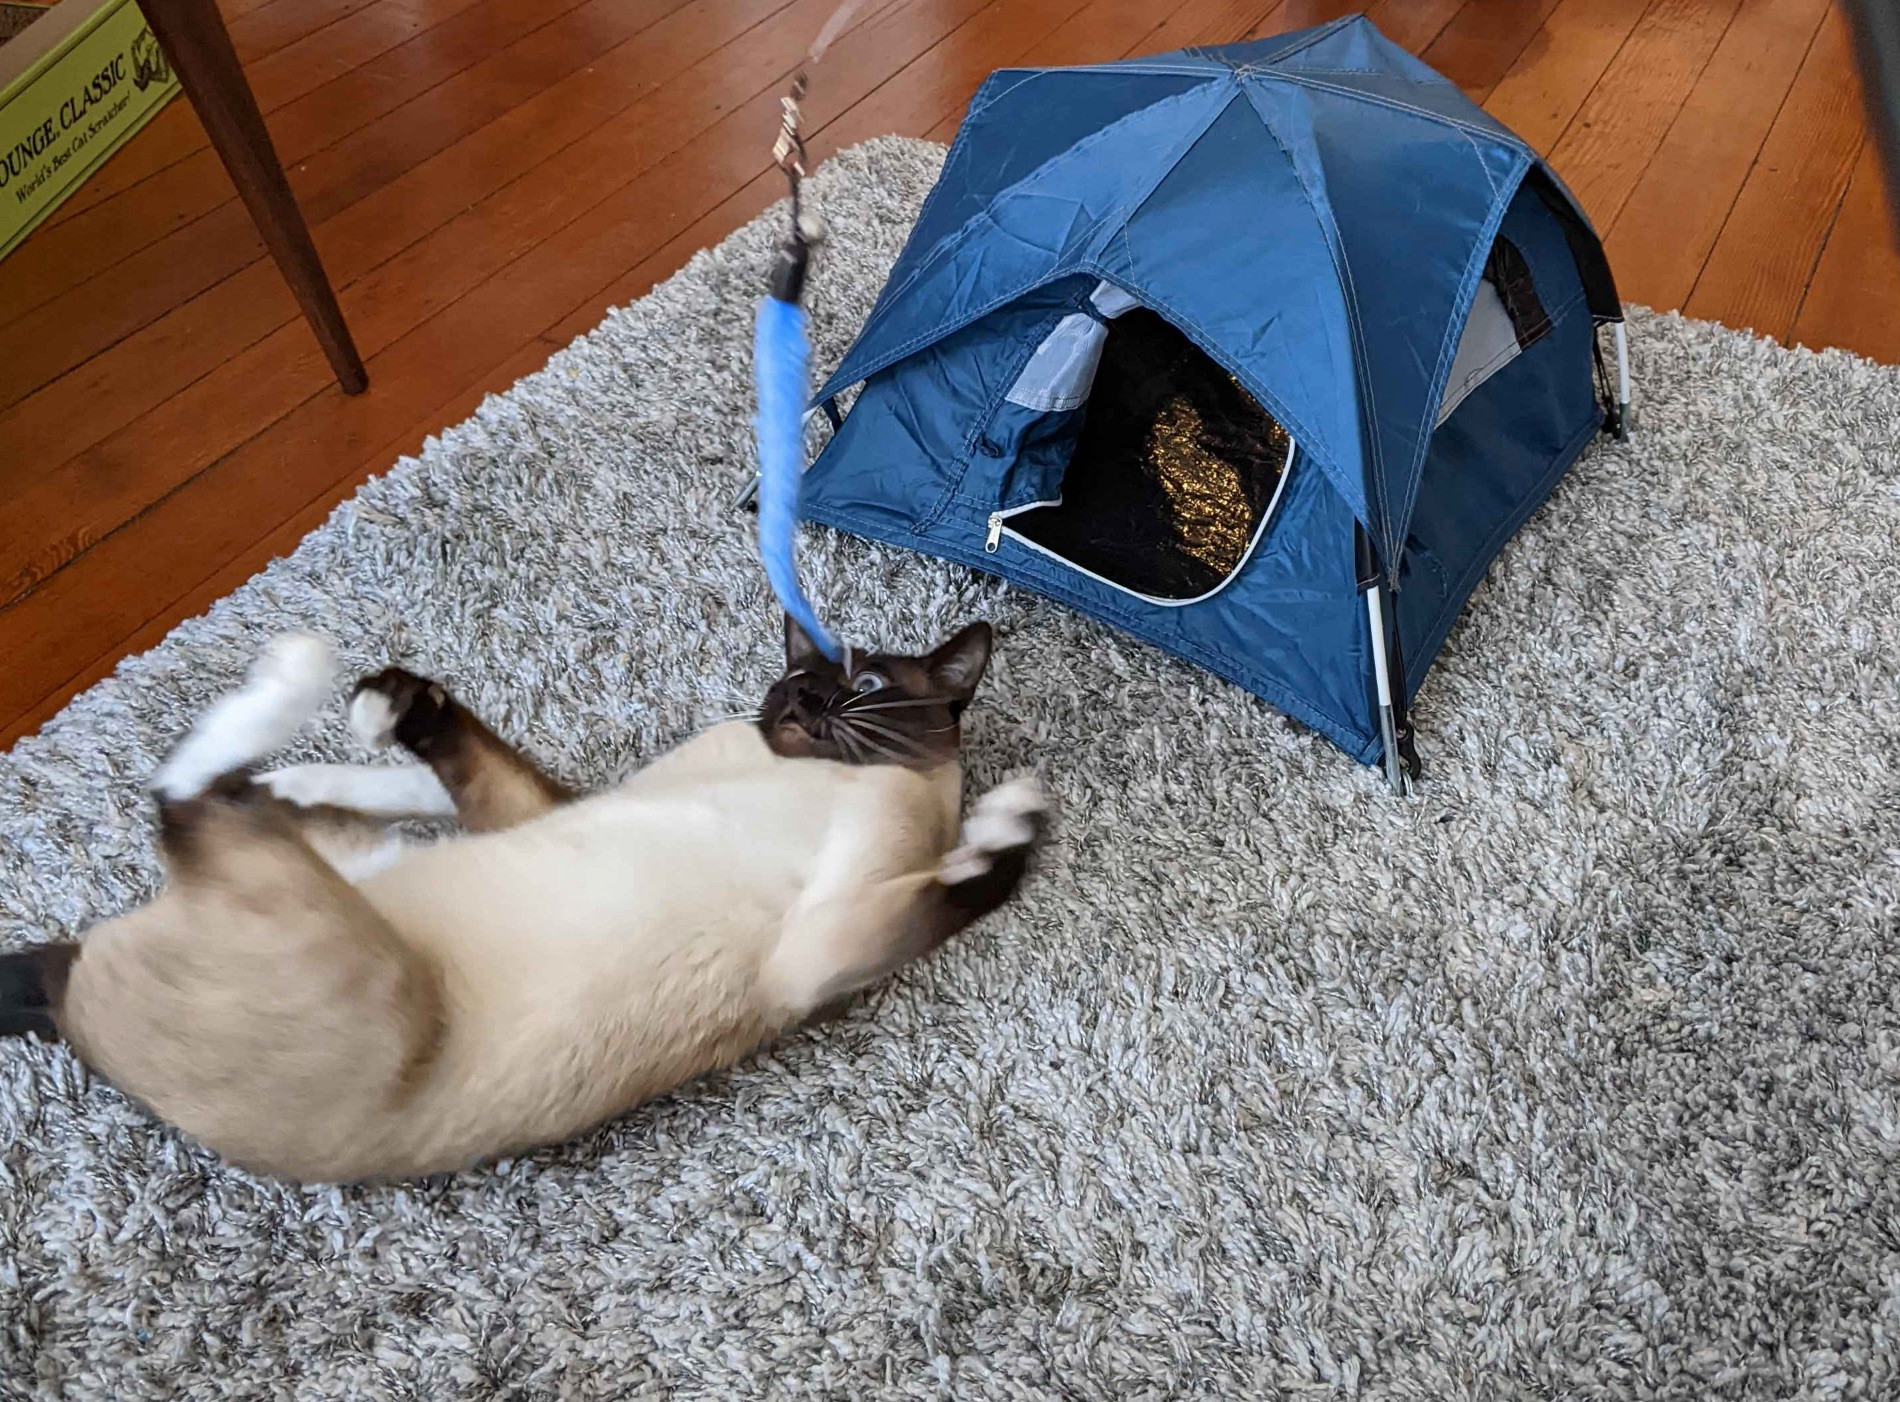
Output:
[694, 710, 760, 736]
[840, 694, 953, 714]
[837, 725, 914, 765]
[833, 715, 933, 766]
[832, 726, 871, 766]
[841, 715, 937, 749]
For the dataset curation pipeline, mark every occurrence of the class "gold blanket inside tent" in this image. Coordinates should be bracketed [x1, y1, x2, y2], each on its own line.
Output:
[1010, 309, 1293, 600]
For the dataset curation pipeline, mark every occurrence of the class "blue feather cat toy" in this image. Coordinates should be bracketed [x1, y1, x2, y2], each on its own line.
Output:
[746, 5, 870, 664]
[753, 231, 839, 662]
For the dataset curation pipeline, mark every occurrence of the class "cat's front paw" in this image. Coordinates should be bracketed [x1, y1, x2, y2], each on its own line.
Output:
[939, 776, 1048, 887]
[350, 668, 451, 754]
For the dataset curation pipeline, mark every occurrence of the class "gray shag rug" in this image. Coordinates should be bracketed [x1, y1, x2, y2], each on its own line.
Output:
[3, 137, 1899, 1401]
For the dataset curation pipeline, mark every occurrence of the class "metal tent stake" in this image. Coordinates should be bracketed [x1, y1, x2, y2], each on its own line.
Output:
[1366, 584, 1409, 797]
[1613, 321, 1633, 440]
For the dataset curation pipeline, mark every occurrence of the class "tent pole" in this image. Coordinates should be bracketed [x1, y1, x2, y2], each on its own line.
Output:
[731, 405, 827, 513]
[1366, 585, 1406, 796]
[1613, 321, 1632, 441]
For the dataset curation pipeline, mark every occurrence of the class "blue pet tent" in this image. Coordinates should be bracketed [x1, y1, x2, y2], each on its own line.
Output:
[798, 16, 1627, 790]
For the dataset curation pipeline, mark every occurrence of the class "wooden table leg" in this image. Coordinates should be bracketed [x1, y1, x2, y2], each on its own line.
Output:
[136, 0, 368, 394]
[1844, 0, 1900, 243]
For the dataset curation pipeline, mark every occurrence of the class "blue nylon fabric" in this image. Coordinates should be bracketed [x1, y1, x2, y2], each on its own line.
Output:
[801, 16, 1613, 765]
[814, 13, 1547, 557]
[1394, 192, 1602, 701]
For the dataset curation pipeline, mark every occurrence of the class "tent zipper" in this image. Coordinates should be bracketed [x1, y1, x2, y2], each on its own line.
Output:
[978, 444, 1298, 608]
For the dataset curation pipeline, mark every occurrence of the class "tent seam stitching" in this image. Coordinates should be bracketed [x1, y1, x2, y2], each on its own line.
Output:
[964, 69, 1043, 122]
[1256, 14, 1363, 69]
[1241, 80, 1389, 544]
[1461, 130, 1502, 200]
[820, 81, 1235, 392]
[820, 97, 998, 397]
[1263, 71, 1530, 148]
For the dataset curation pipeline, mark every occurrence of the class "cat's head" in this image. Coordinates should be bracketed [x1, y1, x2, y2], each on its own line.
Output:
[758, 616, 992, 768]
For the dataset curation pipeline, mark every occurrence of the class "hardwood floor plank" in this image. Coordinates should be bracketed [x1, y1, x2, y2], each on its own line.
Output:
[1012, 0, 1196, 67]
[228, 0, 392, 64]
[1605, 0, 1832, 312]
[0, 0, 794, 443]
[0, 0, 712, 379]
[553, 0, 1125, 344]
[243, 0, 498, 113]
[1362, 0, 1465, 55]
[1274, 0, 1361, 32]
[45, 0, 595, 225]
[1481, 0, 1653, 154]
[502, 0, 1279, 347]
[39, 102, 203, 228]
[1143, 0, 1285, 52]
[1789, 140, 1900, 362]
[0, 0, 987, 728]
[1541, 0, 1742, 229]
[1683, 4, 1865, 341]
[1419, 0, 1561, 101]
[0, 0, 855, 606]
[0, 147, 251, 323]
[218, 0, 293, 22]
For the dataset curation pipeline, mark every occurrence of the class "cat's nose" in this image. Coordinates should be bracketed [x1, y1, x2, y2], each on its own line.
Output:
[788, 682, 830, 722]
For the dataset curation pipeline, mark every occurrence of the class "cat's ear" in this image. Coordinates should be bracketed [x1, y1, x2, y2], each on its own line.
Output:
[784, 613, 827, 672]
[926, 622, 993, 705]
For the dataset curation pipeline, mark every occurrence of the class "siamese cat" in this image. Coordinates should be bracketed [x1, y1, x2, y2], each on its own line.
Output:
[0, 619, 1045, 1184]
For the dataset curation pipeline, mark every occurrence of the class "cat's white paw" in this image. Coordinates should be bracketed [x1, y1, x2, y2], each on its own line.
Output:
[255, 632, 335, 696]
[257, 764, 335, 808]
[939, 776, 1047, 886]
[350, 688, 400, 750]
[152, 633, 336, 800]
[259, 762, 456, 817]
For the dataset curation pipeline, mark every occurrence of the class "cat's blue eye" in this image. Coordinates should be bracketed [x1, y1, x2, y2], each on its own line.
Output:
[853, 673, 887, 694]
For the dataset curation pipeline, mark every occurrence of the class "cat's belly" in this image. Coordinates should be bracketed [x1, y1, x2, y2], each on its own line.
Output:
[357, 781, 826, 989]
[337, 766, 919, 1164]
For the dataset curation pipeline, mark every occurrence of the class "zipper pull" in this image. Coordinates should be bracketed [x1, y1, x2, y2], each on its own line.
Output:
[984, 513, 1003, 554]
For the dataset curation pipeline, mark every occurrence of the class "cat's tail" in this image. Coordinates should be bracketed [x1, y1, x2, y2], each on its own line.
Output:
[0, 944, 76, 1040]
[150, 634, 337, 801]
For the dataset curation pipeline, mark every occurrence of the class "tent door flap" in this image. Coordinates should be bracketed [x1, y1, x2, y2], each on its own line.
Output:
[981, 304, 1297, 607]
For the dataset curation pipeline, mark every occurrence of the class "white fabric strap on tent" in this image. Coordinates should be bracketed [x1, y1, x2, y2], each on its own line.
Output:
[1005, 314, 1107, 411]
[1005, 281, 1140, 412]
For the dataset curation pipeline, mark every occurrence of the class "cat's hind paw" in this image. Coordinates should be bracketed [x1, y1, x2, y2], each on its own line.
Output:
[350, 668, 449, 753]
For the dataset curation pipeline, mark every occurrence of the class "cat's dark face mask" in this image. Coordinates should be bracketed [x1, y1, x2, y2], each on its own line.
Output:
[758, 617, 992, 769]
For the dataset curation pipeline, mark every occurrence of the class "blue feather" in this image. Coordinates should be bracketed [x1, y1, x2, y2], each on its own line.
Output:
[753, 295, 841, 662]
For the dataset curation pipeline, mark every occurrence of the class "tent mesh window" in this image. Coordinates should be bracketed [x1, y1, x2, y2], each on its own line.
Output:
[1009, 309, 1292, 601]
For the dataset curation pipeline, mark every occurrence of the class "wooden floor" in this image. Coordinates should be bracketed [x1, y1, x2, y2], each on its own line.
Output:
[1, 0, 1893, 747]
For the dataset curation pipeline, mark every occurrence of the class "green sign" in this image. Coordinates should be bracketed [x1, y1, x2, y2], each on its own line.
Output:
[0, 0, 178, 259]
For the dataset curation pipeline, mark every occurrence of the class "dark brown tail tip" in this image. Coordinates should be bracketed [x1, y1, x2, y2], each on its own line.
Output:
[0, 945, 77, 1041]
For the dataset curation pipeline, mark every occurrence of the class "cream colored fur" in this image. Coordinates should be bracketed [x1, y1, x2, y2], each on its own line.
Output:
[56, 643, 1037, 1184]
